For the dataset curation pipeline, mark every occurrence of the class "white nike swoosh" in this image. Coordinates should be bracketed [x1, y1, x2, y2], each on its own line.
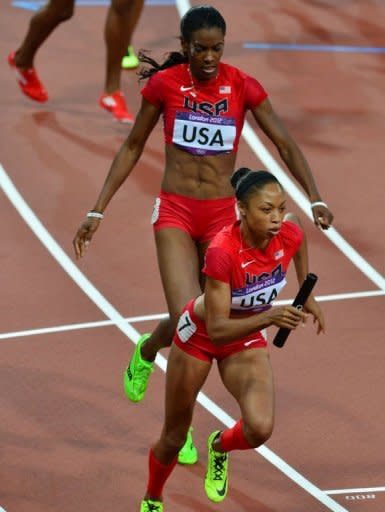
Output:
[101, 97, 117, 107]
[241, 260, 255, 269]
[180, 85, 194, 92]
[244, 339, 259, 347]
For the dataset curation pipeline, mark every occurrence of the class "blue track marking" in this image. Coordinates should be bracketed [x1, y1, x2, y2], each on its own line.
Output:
[244, 42, 385, 54]
[12, 0, 174, 10]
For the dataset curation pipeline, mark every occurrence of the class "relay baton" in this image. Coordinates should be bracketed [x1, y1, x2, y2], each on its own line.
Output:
[273, 273, 318, 348]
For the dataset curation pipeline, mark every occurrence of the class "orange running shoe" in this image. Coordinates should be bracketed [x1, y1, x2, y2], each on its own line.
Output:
[99, 90, 134, 123]
[8, 52, 48, 103]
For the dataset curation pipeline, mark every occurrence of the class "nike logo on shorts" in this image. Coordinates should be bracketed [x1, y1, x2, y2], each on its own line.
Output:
[244, 339, 259, 347]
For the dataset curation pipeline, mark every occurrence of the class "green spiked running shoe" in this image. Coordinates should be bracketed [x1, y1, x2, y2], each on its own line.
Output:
[204, 430, 229, 503]
[124, 334, 153, 402]
[177, 426, 198, 465]
[121, 45, 139, 69]
[140, 498, 163, 512]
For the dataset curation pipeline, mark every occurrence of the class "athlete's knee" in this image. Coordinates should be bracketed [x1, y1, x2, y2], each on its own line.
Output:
[243, 415, 274, 447]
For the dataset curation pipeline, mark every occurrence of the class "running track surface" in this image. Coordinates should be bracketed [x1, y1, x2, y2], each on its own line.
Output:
[1, 1, 384, 511]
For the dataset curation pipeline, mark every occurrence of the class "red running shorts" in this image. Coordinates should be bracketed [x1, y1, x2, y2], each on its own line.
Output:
[151, 190, 238, 243]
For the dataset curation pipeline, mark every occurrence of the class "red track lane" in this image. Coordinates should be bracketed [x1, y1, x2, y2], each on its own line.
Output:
[1, 1, 384, 511]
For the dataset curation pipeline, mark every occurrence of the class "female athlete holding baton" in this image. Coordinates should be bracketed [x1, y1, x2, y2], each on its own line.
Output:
[139, 168, 325, 512]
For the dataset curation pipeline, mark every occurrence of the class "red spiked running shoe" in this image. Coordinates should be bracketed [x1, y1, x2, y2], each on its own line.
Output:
[8, 52, 48, 103]
[99, 90, 134, 123]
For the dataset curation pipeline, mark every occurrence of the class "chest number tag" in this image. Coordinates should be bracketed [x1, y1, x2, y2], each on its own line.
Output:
[173, 111, 236, 155]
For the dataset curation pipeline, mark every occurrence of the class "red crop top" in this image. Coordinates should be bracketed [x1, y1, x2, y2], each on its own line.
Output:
[141, 62, 267, 156]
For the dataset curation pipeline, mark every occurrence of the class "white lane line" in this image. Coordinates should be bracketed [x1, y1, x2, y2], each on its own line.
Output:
[0, 319, 119, 340]
[310, 289, 385, 302]
[1, 289, 384, 341]
[0, 165, 138, 344]
[1, 163, 349, 511]
[175, 0, 190, 17]
[325, 486, 385, 495]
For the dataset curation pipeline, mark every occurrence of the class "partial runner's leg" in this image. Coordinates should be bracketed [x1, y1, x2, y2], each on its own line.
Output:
[205, 349, 274, 503]
[141, 344, 210, 508]
[218, 348, 275, 448]
[9, 0, 75, 102]
[124, 228, 202, 402]
[99, 0, 144, 122]
[14, 0, 75, 68]
[104, 0, 144, 92]
[141, 228, 203, 361]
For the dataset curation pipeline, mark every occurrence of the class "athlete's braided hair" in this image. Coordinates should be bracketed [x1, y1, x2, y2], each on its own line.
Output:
[138, 5, 226, 80]
[231, 168, 283, 202]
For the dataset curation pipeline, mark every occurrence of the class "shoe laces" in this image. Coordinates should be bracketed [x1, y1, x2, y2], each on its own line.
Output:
[211, 451, 227, 481]
[146, 503, 162, 512]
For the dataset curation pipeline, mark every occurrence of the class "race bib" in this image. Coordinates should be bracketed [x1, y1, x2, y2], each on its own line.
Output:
[176, 310, 197, 343]
[172, 111, 236, 155]
[231, 274, 287, 313]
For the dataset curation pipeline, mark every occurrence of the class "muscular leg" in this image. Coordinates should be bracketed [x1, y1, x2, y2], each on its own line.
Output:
[104, 0, 144, 93]
[217, 349, 275, 449]
[140, 228, 203, 361]
[203, 349, 274, 502]
[153, 344, 211, 464]
[142, 344, 210, 504]
[14, 0, 75, 69]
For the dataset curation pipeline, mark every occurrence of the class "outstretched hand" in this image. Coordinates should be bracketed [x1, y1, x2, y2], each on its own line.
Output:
[73, 217, 101, 259]
[312, 204, 333, 230]
[304, 296, 325, 334]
